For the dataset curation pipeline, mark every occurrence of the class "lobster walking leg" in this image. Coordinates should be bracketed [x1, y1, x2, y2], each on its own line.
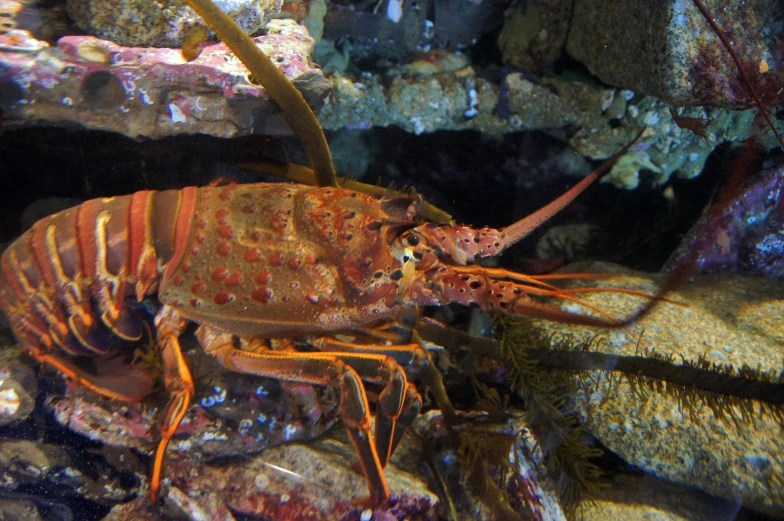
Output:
[311, 337, 426, 467]
[150, 306, 195, 502]
[196, 325, 391, 504]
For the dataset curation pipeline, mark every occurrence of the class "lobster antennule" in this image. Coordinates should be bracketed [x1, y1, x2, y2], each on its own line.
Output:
[428, 264, 674, 333]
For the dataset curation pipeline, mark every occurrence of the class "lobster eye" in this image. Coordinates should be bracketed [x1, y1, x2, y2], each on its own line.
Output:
[405, 234, 420, 247]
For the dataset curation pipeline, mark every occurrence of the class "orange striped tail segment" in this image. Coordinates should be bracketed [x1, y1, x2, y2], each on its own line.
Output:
[0, 188, 197, 358]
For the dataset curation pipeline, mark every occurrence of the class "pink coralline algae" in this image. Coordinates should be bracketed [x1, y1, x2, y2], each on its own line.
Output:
[665, 164, 784, 278]
[0, 20, 330, 138]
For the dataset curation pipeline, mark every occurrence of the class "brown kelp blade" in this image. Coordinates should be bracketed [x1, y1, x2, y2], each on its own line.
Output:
[182, 0, 338, 186]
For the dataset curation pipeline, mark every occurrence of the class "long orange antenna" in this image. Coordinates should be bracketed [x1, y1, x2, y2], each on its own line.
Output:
[500, 128, 646, 247]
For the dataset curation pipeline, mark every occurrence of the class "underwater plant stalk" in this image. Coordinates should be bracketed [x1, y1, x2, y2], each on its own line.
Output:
[182, 0, 338, 187]
[418, 319, 784, 408]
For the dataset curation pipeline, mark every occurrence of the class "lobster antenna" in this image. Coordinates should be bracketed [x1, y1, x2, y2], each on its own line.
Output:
[500, 128, 646, 248]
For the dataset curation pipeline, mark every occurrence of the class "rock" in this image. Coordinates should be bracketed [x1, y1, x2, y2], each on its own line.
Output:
[67, 0, 282, 48]
[566, 0, 784, 109]
[0, 437, 137, 503]
[498, 0, 573, 71]
[569, 97, 756, 188]
[664, 164, 784, 279]
[535, 223, 600, 264]
[430, 0, 505, 51]
[320, 0, 429, 64]
[47, 349, 341, 460]
[574, 474, 744, 521]
[0, 499, 43, 521]
[527, 262, 784, 517]
[321, 71, 761, 187]
[0, 20, 330, 139]
[0, 341, 37, 427]
[103, 408, 566, 520]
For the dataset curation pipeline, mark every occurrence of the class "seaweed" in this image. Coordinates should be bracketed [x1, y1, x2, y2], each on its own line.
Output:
[418, 311, 784, 515]
[493, 316, 609, 515]
[181, 0, 338, 187]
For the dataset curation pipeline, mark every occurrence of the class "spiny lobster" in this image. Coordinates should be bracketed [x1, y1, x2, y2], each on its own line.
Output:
[0, 0, 660, 506]
[0, 144, 650, 503]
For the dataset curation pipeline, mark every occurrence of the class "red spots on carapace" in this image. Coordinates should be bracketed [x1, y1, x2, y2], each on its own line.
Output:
[217, 225, 233, 239]
[215, 209, 229, 224]
[214, 292, 234, 305]
[256, 271, 270, 284]
[197, 219, 207, 229]
[225, 273, 243, 287]
[272, 210, 289, 230]
[288, 257, 301, 269]
[216, 241, 230, 256]
[304, 254, 318, 265]
[181, 261, 192, 273]
[191, 282, 205, 293]
[241, 205, 256, 214]
[244, 249, 262, 263]
[218, 188, 233, 201]
[172, 275, 184, 286]
[190, 298, 202, 307]
[212, 267, 228, 282]
[269, 252, 282, 266]
[251, 231, 261, 241]
[196, 234, 205, 243]
[251, 287, 271, 303]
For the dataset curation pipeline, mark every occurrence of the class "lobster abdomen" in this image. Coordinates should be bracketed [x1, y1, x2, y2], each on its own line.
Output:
[0, 188, 197, 357]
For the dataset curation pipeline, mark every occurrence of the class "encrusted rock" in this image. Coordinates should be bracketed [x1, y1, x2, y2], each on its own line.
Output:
[498, 0, 573, 71]
[0, 499, 44, 521]
[67, 0, 282, 48]
[530, 262, 784, 517]
[575, 474, 744, 521]
[0, 437, 137, 503]
[321, 71, 760, 187]
[0, 20, 330, 139]
[566, 0, 784, 108]
[102, 408, 567, 520]
[665, 164, 784, 279]
[47, 348, 341, 460]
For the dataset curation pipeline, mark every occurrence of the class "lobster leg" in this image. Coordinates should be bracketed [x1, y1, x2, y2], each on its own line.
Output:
[311, 337, 426, 467]
[150, 306, 195, 502]
[196, 325, 391, 504]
